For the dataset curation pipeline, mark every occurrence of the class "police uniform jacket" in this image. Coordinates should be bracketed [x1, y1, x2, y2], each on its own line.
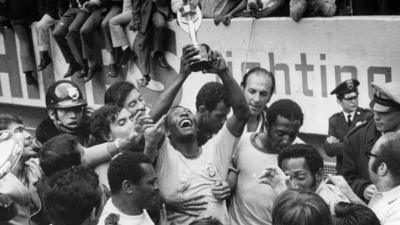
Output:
[343, 118, 381, 202]
[35, 117, 90, 146]
[324, 107, 372, 174]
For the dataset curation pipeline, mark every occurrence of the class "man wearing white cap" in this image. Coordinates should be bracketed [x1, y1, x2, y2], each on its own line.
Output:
[343, 81, 400, 203]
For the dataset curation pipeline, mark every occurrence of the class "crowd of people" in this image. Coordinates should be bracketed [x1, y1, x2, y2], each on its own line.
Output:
[1, 0, 400, 224]
[0, 0, 399, 86]
[1, 40, 400, 225]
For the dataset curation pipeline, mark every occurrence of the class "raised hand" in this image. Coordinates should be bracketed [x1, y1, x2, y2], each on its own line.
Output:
[203, 50, 228, 74]
[143, 115, 166, 146]
[180, 45, 200, 77]
[257, 166, 288, 195]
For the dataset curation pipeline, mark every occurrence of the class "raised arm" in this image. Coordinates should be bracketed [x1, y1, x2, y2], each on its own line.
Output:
[149, 45, 200, 121]
[208, 51, 250, 136]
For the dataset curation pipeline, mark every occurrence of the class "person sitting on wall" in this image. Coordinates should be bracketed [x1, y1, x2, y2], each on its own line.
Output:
[289, 0, 336, 22]
[107, 0, 134, 77]
[171, 0, 242, 20]
[65, 0, 110, 82]
[0, 0, 40, 85]
[52, 0, 89, 79]
[100, 0, 123, 78]
[214, 0, 289, 25]
[129, 0, 171, 87]
[36, 0, 62, 72]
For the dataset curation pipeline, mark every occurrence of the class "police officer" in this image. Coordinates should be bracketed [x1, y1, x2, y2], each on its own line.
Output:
[343, 81, 400, 202]
[35, 80, 91, 145]
[324, 79, 372, 175]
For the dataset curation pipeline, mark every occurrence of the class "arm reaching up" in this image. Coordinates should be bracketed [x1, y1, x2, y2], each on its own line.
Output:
[149, 45, 200, 121]
[205, 50, 250, 137]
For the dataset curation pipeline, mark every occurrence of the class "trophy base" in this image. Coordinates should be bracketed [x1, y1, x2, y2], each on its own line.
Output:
[189, 60, 210, 72]
[189, 44, 211, 72]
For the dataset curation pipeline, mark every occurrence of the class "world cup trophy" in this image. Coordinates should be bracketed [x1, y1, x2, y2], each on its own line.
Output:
[177, 1, 211, 72]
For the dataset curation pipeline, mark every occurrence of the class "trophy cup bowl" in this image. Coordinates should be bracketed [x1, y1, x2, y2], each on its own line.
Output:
[177, 3, 211, 72]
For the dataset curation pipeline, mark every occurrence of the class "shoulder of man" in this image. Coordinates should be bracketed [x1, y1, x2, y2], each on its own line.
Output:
[329, 112, 343, 121]
[345, 118, 372, 139]
[356, 107, 373, 117]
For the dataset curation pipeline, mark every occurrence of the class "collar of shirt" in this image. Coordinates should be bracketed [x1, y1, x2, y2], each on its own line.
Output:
[343, 111, 356, 122]
[379, 185, 400, 205]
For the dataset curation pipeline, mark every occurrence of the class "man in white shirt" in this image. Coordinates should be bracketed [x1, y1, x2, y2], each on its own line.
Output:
[228, 99, 304, 225]
[155, 50, 250, 225]
[241, 67, 275, 133]
[98, 152, 158, 225]
[368, 132, 400, 225]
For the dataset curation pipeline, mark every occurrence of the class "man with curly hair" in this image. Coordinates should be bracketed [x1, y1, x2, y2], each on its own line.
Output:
[195, 82, 231, 146]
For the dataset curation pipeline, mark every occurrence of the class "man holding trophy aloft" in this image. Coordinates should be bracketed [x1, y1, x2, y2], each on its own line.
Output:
[152, 2, 250, 225]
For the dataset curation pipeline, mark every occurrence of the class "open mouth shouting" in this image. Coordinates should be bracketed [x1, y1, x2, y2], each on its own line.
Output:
[179, 118, 193, 128]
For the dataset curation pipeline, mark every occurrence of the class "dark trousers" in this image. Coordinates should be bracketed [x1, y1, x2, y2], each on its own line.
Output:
[52, 8, 80, 64]
[66, 9, 90, 67]
[101, 5, 122, 53]
[11, 21, 36, 73]
[133, 10, 168, 75]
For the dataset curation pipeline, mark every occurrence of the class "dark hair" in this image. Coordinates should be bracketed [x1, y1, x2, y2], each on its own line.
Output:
[104, 81, 136, 106]
[43, 166, 101, 225]
[266, 99, 303, 126]
[0, 114, 23, 130]
[241, 67, 275, 94]
[278, 144, 324, 176]
[89, 104, 124, 145]
[372, 132, 400, 182]
[108, 152, 152, 194]
[333, 202, 380, 225]
[195, 82, 230, 111]
[272, 190, 332, 225]
[189, 217, 223, 225]
[39, 134, 81, 177]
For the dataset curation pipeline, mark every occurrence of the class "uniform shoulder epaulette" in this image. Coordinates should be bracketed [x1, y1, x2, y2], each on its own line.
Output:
[346, 120, 368, 137]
